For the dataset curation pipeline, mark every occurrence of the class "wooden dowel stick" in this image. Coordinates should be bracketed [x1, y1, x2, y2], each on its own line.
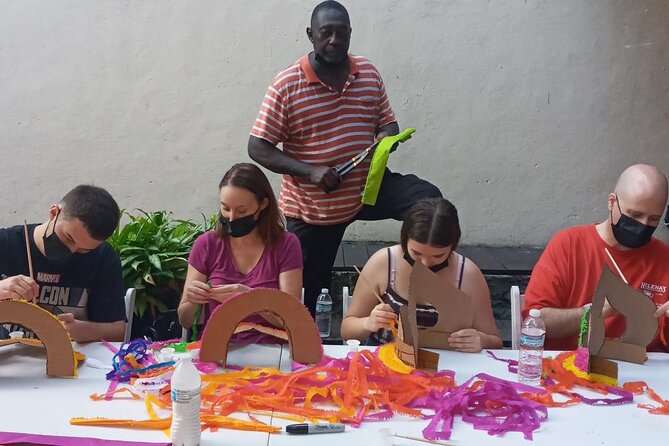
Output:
[393, 433, 454, 446]
[604, 247, 629, 284]
[353, 265, 385, 305]
[23, 219, 36, 303]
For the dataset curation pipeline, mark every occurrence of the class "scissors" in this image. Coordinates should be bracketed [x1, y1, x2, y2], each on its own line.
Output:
[334, 141, 380, 177]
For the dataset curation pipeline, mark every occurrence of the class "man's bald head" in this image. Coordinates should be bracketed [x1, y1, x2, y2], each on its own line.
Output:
[615, 164, 668, 205]
[609, 164, 668, 228]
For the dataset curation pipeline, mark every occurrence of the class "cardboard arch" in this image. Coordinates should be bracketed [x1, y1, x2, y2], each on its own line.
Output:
[199, 288, 322, 366]
[0, 299, 76, 377]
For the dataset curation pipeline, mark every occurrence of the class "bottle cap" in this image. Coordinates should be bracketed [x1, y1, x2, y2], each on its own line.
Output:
[160, 347, 176, 362]
[529, 308, 541, 317]
[174, 351, 195, 361]
[346, 339, 361, 352]
[321, 288, 329, 293]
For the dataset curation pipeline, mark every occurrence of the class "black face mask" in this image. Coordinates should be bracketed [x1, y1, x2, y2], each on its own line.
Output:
[42, 210, 74, 266]
[610, 195, 657, 249]
[403, 250, 450, 273]
[219, 209, 260, 238]
[314, 51, 348, 68]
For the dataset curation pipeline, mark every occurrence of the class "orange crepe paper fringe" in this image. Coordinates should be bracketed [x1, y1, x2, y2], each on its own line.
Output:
[517, 352, 615, 407]
[74, 345, 456, 435]
[233, 321, 289, 341]
[623, 381, 669, 414]
[517, 352, 665, 410]
[70, 414, 281, 433]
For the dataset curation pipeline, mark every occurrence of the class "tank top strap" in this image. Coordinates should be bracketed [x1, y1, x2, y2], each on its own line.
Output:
[454, 252, 466, 289]
[386, 247, 397, 290]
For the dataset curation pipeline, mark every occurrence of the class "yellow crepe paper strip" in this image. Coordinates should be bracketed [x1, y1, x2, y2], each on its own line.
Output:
[145, 392, 171, 437]
[70, 414, 281, 433]
[562, 352, 617, 386]
[0, 337, 44, 347]
[378, 342, 414, 374]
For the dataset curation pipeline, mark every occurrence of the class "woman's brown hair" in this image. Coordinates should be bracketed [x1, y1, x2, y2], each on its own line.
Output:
[400, 198, 461, 253]
[216, 163, 285, 249]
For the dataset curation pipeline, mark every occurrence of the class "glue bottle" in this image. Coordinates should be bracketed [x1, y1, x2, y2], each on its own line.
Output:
[170, 353, 201, 446]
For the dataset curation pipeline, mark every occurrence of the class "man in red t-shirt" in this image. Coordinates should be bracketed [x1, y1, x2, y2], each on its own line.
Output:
[524, 164, 669, 351]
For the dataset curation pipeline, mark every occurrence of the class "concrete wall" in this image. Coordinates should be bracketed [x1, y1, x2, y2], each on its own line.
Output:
[1, 0, 668, 245]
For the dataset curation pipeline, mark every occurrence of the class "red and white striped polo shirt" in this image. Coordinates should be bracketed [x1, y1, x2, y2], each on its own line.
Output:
[251, 53, 396, 225]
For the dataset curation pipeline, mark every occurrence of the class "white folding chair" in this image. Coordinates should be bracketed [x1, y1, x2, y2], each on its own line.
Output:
[510, 285, 525, 350]
[123, 288, 136, 342]
[342, 286, 352, 318]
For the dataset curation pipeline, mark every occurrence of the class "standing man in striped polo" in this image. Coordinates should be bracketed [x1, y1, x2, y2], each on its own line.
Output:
[248, 1, 441, 317]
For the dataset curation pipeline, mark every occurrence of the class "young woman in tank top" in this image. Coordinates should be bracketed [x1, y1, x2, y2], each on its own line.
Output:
[341, 198, 502, 352]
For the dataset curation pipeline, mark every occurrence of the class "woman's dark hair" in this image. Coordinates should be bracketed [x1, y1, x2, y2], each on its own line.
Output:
[400, 198, 461, 253]
[216, 163, 284, 248]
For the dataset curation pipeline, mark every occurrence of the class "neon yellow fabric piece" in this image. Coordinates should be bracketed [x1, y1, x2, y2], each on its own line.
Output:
[361, 128, 416, 205]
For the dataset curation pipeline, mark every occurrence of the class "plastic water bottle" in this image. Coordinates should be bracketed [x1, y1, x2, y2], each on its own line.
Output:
[170, 354, 201, 446]
[315, 288, 333, 337]
[518, 308, 546, 385]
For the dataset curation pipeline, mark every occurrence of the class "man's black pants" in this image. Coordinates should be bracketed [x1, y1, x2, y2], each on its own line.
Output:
[287, 169, 442, 316]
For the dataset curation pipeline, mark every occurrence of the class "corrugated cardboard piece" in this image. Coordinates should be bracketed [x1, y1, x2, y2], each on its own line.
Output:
[588, 266, 659, 365]
[200, 288, 322, 366]
[395, 262, 475, 370]
[0, 299, 76, 377]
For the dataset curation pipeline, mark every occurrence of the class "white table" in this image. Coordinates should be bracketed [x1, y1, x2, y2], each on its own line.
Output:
[1, 343, 667, 445]
[276, 346, 669, 446]
[0, 342, 283, 446]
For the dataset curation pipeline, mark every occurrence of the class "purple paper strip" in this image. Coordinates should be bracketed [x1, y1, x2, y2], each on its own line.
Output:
[0, 431, 168, 446]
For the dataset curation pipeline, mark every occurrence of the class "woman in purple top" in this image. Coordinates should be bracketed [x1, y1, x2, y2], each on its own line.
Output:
[177, 163, 303, 343]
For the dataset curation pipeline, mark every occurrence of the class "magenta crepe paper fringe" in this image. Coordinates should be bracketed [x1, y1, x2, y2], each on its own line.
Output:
[486, 350, 519, 374]
[0, 431, 168, 446]
[574, 347, 589, 372]
[420, 373, 548, 441]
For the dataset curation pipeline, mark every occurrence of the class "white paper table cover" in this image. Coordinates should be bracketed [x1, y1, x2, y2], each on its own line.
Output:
[0, 341, 283, 445]
[274, 345, 669, 446]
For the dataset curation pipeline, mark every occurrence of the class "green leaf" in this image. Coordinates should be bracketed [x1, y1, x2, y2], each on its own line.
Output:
[120, 253, 143, 268]
[130, 259, 145, 271]
[148, 254, 162, 271]
[143, 272, 155, 285]
[114, 208, 207, 316]
[135, 296, 148, 318]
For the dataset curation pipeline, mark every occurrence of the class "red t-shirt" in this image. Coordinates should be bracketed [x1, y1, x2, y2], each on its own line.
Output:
[524, 224, 669, 351]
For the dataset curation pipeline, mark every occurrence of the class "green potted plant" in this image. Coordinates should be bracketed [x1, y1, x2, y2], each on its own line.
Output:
[108, 210, 215, 326]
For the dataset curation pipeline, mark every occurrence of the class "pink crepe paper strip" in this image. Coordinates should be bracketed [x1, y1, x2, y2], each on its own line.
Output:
[574, 347, 589, 372]
[0, 431, 168, 446]
[419, 373, 548, 441]
[486, 350, 519, 374]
